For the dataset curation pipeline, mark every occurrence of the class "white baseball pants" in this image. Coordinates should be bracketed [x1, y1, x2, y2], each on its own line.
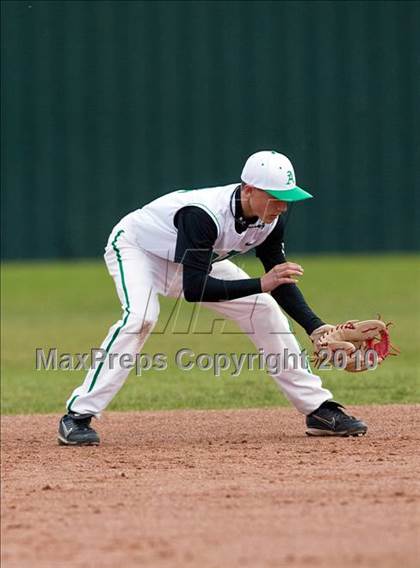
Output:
[66, 227, 332, 416]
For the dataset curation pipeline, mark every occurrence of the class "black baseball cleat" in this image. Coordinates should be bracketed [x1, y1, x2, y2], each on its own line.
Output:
[58, 412, 100, 446]
[306, 401, 368, 437]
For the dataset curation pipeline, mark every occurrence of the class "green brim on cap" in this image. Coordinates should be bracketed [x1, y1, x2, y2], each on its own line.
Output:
[265, 186, 313, 202]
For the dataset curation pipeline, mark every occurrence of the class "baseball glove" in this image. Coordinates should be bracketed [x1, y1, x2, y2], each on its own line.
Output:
[311, 319, 399, 372]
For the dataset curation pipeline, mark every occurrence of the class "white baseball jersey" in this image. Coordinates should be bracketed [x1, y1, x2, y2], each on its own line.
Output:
[115, 184, 278, 262]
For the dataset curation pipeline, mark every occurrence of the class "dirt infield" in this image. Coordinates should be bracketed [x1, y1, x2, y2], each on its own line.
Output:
[2, 405, 419, 568]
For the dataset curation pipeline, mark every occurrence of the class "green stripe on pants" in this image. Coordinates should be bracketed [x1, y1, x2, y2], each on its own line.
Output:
[87, 230, 131, 394]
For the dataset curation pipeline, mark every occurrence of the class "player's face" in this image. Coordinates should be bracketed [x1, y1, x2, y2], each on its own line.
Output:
[248, 187, 288, 223]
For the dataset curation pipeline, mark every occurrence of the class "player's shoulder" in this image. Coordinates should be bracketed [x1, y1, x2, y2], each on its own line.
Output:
[174, 183, 238, 195]
[170, 183, 238, 215]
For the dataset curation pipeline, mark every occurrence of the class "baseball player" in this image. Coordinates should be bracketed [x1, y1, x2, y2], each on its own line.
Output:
[58, 151, 367, 445]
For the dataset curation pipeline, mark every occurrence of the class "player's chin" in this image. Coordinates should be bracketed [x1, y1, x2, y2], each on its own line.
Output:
[263, 214, 279, 223]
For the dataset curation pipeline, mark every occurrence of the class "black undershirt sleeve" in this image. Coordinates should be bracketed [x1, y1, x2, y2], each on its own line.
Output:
[174, 206, 262, 302]
[255, 217, 325, 335]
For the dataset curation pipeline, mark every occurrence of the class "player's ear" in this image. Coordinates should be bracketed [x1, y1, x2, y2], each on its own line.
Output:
[241, 183, 253, 196]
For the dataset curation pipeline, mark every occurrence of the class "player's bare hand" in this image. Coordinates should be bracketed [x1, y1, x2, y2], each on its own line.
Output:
[260, 262, 304, 292]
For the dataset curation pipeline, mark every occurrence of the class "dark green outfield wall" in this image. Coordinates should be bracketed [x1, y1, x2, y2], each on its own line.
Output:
[2, 0, 420, 259]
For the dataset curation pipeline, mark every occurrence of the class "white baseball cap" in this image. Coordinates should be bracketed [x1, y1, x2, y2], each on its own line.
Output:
[241, 150, 313, 202]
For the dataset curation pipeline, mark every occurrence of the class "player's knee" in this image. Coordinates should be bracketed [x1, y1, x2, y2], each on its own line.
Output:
[255, 294, 289, 326]
[137, 319, 156, 342]
[257, 293, 279, 314]
[124, 313, 158, 336]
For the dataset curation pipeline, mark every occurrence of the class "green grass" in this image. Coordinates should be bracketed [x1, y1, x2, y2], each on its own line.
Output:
[1, 255, 419, 415]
